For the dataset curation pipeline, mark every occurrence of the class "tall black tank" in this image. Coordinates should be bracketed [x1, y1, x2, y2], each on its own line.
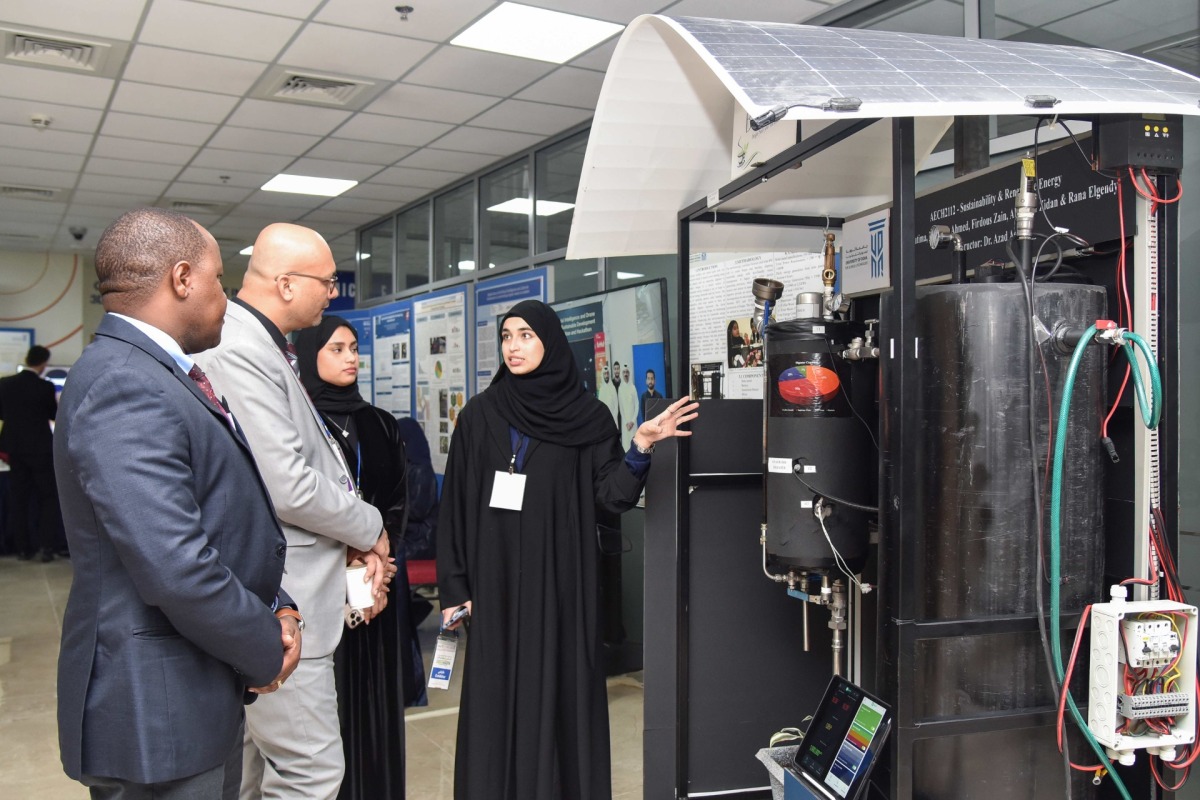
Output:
[904, 283, 1106, 798]
[763, 318, 874, 574]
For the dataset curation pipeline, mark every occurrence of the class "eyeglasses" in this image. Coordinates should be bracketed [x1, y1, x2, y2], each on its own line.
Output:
[277, 272, 338, 294]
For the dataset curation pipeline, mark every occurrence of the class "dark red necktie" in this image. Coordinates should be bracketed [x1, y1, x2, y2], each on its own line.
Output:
[188, 365, 230, 421]
[284, 342, 300, 377]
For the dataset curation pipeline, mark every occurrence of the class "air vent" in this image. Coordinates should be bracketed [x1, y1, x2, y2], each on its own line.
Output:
[1, 184, 60, 201]
[1, 26, 127, 77]
[168, 200, 229, 215]
[0, 231, 45, 240]
[251, 68, 384, 111]
[276, 74, 365, 106]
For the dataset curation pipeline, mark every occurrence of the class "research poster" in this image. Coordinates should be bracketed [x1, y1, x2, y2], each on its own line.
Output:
[688, 251, 825, 400]
[337, 309, 375, 405]
[473, 268, 547, 389]
[413, 288, 468, 473]
[372, 302, 412, 420]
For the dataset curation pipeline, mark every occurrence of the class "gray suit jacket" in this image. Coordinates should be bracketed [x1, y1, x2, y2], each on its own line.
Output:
[196, 301, 382, 656]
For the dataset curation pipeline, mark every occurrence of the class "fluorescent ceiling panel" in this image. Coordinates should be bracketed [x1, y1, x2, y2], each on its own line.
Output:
[451, 2, 623, 64]
[240, 245, 254, 255]
[261, 173, 357, 197]
[488, 198, 574, 216]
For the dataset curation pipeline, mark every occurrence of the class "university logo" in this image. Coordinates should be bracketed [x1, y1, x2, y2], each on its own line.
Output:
[868, 218, 886, 279]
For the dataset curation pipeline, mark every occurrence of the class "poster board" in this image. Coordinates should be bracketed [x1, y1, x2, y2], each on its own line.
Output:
[473, 268, 548, 389]
[371, 301, 413, 421]
[549, 280, 670, 452]
[412, 287, 468, 473]
[0, 328, 34, 377]
[688, 251, 825, 400]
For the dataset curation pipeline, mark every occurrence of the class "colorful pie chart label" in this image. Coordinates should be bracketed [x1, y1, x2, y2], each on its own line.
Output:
[777, 364, 840, 404]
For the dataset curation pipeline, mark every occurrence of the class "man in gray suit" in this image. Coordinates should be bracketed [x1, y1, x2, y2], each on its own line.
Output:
[55, 208, 300, 799]
[196, 223, 390, 800]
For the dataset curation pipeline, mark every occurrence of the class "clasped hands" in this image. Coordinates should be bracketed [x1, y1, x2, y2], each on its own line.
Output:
[250, 611, 302, 695]
[347, 528, 397, 625]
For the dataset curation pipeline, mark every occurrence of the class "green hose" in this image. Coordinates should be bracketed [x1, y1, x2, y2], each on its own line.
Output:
[1120, 331, 1162, 430]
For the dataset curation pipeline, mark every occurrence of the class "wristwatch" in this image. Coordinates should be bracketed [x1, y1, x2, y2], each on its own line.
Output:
[276, 607, 305, 632]
[634, 440, 655, 455]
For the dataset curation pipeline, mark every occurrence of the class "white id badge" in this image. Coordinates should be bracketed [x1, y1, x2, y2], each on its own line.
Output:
[489, 470, 526, 510]
[428, 632, 459, 690]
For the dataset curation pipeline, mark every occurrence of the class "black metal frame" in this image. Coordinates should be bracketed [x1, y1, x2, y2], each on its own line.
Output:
[650, 115, 1184, 799]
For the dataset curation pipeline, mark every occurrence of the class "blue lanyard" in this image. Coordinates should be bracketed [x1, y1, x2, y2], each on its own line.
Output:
[508, 427, 530, 473]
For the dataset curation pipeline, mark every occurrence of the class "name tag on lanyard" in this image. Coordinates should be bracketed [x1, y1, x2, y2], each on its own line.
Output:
[489, 432, 528, 510]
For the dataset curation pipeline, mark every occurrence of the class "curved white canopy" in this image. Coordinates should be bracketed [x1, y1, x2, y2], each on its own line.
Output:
[567, 15, 1200, 259]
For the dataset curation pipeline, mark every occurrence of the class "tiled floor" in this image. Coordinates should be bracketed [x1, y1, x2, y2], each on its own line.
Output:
[0, 557, 645, 799]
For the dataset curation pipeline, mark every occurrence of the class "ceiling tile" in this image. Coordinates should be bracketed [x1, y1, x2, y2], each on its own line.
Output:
[122, 45, 269, 96]
[0, 64, 114, 109]
[365, 83, 500, 123]
[76, 174, 169, 197]
[239, 192, 332, 211]
[404, 47, 557, 96]
[190, 148, 294, 173]
[567, 39, 619, 71]
[280, 24, 438, 81]
[315, 0, 496, 42]
[90, 135, 199, 165]
[283, 157, 381, 181]
[468, 100, 592, 135]
[661, 0, 827, 24]
[100, 112, 218, 147]
[333, 114, 455, 146]
[0, 203, 67, 224]
[318, 196, 407, 215]
[165, 181, 256, 203]
[432, 126, 545, 156]
[0, 164, 77, 189]
[399, 147, 500, 172]
[0, 146, 85, 172]
[175, 165, 276, 189]
[995, 0, 1117, 28]
[139, 0, 301, 61]
[372, 165, 466, 188]
[515, 67, 606, 108]
[71, 189, 160, 208]
[297, 208, 372, 226]
[65, 202, 145, 220]
[343, 182, 430, 202]
[111, 82, 240, 124]
[206, 125, 320, 156]
[200, 0, 322, 18]
[0, 123, 93, 155]
[225, 98, 352, 136]
[519, 0, 647, 25]
[0, 0, 150, 40]
[305, 138, 417, 165]
[0, 98, 104, 135]
[84, 157, 183, 181]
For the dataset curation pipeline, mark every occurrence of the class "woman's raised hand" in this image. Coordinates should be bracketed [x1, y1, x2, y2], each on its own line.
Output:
[633, 396, 700, 449]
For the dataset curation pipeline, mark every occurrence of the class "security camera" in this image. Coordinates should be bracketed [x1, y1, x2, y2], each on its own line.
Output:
[69, 226, 87, 241]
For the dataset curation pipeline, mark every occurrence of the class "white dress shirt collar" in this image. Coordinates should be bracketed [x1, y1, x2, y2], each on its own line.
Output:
[109, 313, 194, 374]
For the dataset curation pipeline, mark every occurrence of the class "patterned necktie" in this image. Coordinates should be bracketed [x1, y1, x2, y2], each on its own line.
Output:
[284, 342, 300, 378]
[188, 365, 229, 421]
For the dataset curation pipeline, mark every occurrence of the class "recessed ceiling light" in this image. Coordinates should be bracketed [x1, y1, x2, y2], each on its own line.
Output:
[240, 245, 254, 255]
[616, 271, 644, 280]
[451, 2, 623, 64]
[261, 174, 357, 197]
[359, 252, 372, 260]
[457, 260, 476, 271]
[487, 198, 575, 216]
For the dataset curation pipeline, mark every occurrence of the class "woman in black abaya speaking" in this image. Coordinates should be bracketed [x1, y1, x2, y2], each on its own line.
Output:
[437, 299, 698, 800]
[296, 316, 426, 800]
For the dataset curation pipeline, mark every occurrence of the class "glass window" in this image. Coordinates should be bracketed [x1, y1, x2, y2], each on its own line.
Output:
[543, 257, 599, 302]
[359, 218, 394, 299]
[607, 254, 678, 393]
[481, 159, 531, 270]
[433, 183, 476, 282]
[535, 131, 588, 253]
[397, 202, 430, 291]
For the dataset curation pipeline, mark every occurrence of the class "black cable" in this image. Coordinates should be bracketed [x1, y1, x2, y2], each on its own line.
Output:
[792, 471, 878, 513]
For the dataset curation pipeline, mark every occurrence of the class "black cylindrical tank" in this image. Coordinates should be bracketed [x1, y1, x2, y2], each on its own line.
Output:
[764, 318, 874, 573]
[918, 283, 1105, 621]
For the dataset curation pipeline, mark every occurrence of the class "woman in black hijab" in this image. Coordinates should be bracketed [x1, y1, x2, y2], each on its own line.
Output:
[438, 299, 698, 800]
[295, 316, 426, 800]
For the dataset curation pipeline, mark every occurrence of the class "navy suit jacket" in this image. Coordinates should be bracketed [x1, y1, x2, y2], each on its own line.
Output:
[54, 314, 289, 784]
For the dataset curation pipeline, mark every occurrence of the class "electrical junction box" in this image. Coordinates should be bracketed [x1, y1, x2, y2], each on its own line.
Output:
[1088, 598, 1197, 757]
[1094, 114, 1183, 173]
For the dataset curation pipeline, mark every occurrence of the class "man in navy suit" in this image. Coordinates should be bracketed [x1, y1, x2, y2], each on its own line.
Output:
[0, 344, 60, 560]
[55, 208, 301, 800]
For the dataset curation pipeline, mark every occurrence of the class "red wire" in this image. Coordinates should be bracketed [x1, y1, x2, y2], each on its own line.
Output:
[1102, 176, 1132, 439]
[1058, 605, 1092, 751]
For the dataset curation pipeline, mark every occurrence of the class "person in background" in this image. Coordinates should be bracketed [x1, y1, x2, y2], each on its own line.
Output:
[438, 299, 698, 800]
[394, 416, 440, 626]
[196, 223, 392, 800]
[296, 315, 426, 800]
[0, 345, 60, 561]
[616, 363, 638, 450]
[597, 359, 617, 421]
[638, 368, 664, 426]
[55, 207, 297, 799]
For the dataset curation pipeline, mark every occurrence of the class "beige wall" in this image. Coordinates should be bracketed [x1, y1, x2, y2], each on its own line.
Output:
[0, 249, 86, 368]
